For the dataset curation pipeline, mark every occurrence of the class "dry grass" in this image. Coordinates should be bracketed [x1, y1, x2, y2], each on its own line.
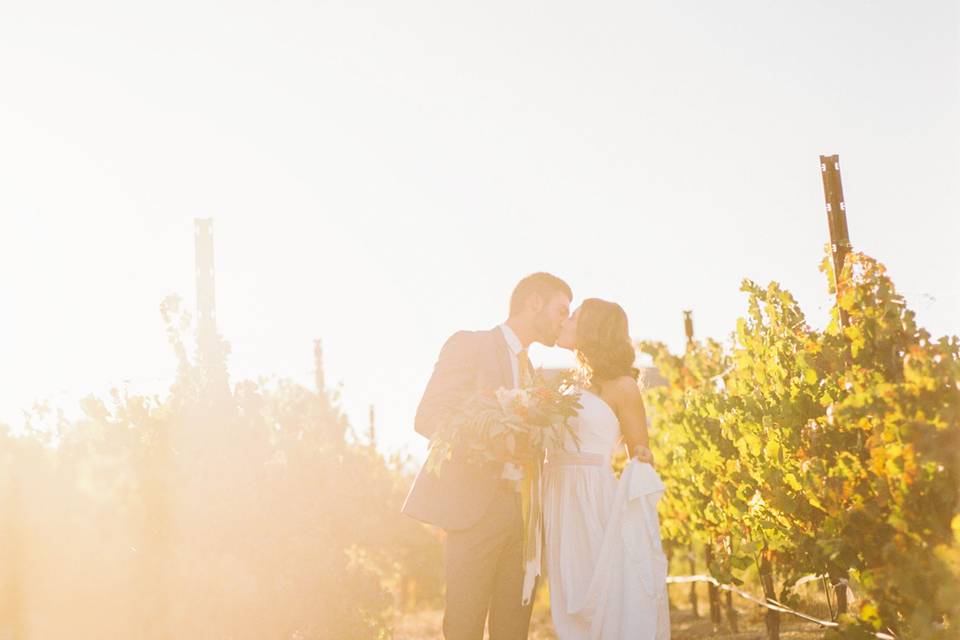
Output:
[390, 583, 828, 639]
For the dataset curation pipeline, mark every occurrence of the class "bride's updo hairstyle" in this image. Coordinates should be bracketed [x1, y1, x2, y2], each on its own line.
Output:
[576, 298, 640, 388]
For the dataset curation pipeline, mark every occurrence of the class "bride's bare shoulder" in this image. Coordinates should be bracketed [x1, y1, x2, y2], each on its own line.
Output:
[606, 376, 643, 404]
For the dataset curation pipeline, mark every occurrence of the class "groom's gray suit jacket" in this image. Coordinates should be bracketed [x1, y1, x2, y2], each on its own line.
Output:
[402, 327, 514, 531]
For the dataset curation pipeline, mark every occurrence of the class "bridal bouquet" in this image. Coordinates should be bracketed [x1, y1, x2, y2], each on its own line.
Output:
[424, 369, 582, 606]
[423, 370, 582, 478]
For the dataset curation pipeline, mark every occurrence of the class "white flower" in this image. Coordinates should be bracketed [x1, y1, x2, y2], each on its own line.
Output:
[501, 462, 524, 483]
[495, 387, 532, 411]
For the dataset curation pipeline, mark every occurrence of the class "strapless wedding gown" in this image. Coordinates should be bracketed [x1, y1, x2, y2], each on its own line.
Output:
[543, 390, 671, 640]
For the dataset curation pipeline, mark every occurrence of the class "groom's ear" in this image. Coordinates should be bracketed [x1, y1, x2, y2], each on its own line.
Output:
[527, 293, 546, 314]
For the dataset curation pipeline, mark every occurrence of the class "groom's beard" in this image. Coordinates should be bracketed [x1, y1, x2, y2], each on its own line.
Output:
[533, 318, 560, 347]
[535, 325, 560, 347]
[529, 306, 566, 346]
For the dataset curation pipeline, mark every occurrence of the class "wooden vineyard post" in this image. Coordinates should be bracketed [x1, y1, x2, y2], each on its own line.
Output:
[705, 544, 722, 629]
[663, 539, 677, 612]
[194, 218, 229, 395]
[824, 571, 849, 621]
[683, 311, 722, 627]
[314, 339, 326, 394]
[818, 156, 852, 617]
[195, 218, 217, 365]
[688, 548, 700, 618]
[819, 155, 852, 327]
[722, 535, 739, 632]
[725, 588, 738, 632]
[681, 311, 700, 618]
[760, 545, 780, 640]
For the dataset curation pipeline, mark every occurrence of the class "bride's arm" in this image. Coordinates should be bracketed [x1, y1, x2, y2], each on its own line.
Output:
[610, 377, 654, 464]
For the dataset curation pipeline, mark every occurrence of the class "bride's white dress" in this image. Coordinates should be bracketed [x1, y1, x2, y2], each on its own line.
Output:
[543, 389, 671, 640]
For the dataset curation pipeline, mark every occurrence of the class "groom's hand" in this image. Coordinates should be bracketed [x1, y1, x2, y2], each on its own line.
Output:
[509, 439, 539, 464]
[492, 433, 538, 464]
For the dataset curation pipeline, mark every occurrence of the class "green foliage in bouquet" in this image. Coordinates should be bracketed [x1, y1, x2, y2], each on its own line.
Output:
[424, 370, 582, 477]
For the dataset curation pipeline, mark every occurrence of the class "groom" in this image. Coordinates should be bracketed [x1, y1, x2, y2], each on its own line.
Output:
[402, 272, 572, 640]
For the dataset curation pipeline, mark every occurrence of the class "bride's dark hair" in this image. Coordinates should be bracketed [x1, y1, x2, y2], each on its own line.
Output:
[576, 298, 639, 388]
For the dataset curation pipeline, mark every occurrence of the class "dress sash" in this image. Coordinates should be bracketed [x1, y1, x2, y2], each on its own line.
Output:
[545, 451, 607, 467]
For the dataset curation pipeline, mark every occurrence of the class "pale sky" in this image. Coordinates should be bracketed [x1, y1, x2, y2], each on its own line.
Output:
[2, 0, 958, 457]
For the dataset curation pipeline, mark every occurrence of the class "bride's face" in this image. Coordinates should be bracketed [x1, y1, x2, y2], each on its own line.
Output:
[556, 306, 581, 351]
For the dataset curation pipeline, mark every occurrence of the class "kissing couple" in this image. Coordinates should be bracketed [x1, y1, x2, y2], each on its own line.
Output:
[403, 272, 671, 640]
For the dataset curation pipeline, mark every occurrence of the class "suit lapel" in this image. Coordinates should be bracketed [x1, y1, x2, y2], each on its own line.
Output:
[489, 327, 515, 389]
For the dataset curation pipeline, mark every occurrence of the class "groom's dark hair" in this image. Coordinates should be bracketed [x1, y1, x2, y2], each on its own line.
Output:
[509, 272, 572, 317]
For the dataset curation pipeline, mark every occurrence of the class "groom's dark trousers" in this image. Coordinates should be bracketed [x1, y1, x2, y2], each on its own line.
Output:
[401, 328, 535, 640]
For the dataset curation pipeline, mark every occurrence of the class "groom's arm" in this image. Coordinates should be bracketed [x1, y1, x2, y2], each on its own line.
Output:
[414, 331, 479, 439]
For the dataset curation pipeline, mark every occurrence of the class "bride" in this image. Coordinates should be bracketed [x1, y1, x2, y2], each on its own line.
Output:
[544, 298, 671, 639]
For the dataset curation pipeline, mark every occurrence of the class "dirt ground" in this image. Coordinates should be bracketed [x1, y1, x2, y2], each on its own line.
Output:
[390, 584, 827, 639]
